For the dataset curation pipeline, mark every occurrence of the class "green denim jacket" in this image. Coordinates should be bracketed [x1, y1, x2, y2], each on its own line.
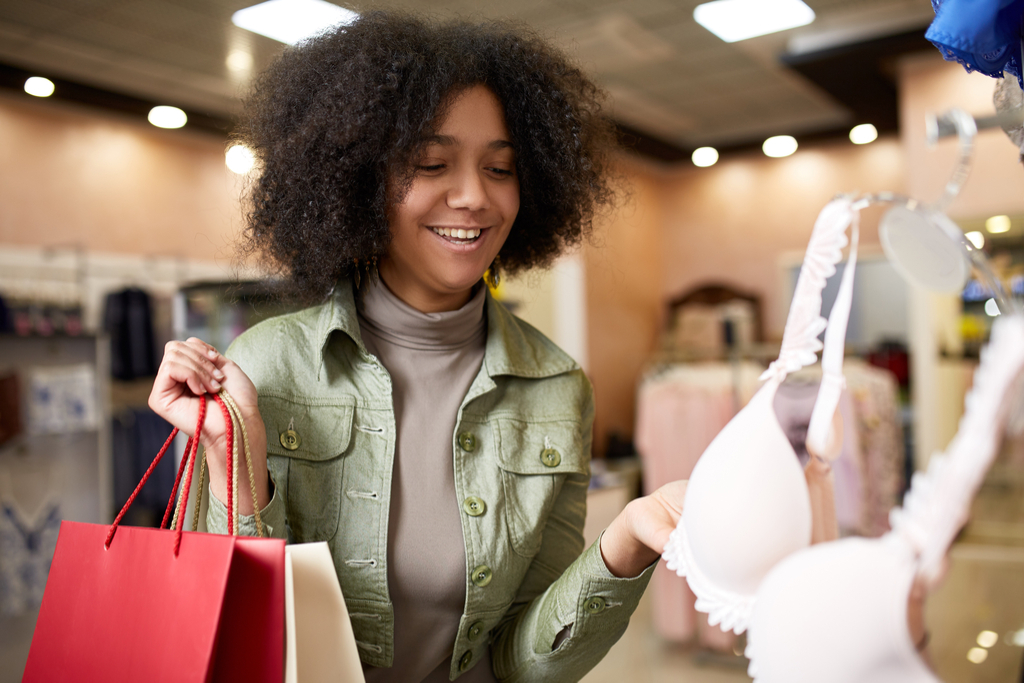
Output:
[207, 281, 654, 682]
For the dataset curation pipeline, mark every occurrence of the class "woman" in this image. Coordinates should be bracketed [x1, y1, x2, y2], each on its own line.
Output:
[150, 12, 684, 682]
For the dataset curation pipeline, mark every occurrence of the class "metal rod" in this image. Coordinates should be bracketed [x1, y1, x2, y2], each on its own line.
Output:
[927, 106, 1024, 143]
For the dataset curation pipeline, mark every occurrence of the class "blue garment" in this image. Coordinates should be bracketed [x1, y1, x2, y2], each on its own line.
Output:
[927, 0, 1024, 87]
[0, 502, 61, 616]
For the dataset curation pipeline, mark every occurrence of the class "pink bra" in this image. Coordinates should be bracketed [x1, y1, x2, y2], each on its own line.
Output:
[662, 196, 861, 633]
[745, 314, 1024, 682]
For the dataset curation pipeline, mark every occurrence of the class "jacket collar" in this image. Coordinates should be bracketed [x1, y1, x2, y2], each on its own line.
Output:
[315, 279, 578, 380]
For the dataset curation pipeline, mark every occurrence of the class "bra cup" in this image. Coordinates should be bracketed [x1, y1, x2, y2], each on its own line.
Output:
[682, 380, 812, 598]
[747, 537, 940, 683]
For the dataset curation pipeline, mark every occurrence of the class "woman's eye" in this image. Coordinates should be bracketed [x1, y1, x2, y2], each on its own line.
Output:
[417, 164, 445, 172]
[487, 167, 514, 177]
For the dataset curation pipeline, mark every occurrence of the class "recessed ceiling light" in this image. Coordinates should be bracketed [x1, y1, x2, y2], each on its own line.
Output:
[148, 106, 187, 129]
[986, 215, 1011, 233]
[694, 0, 815, 43]
[967, 646, 989, 663]
[850, 123, 878, 145]
[692, 147, 719, 167]
[965, 231, 985, 249]
[226, 144, 256, 174]
[763, 135, 798, 158]
[226, 50, 254, 72]
[24, 77, 55, 97]
[232, 0, 358, 45]
[977, 630, 999, 648]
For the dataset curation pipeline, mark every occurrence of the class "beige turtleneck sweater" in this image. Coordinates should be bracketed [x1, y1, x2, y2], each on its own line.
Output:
[357, 279, 497, 683]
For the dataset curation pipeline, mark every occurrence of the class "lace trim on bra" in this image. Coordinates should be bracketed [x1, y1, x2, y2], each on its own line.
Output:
[761, 197, 855, 383]
[662, 522, 755, 634]
[889, 315, 1024, 582]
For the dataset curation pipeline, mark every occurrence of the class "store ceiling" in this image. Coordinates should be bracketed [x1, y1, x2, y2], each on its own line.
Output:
[0, 0, 939, 160]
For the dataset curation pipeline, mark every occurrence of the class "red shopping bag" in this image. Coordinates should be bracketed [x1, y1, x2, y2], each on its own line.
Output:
[23, 392, 285, 683]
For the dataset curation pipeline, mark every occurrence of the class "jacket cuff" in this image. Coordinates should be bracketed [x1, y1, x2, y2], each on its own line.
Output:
[578, 530, 656, 606]
[206, 471, 287, 539]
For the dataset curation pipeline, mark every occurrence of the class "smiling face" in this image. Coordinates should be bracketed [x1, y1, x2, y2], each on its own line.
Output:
[379, 85, 520, 313]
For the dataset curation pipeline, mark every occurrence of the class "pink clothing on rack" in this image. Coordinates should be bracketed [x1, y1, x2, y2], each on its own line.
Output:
[772, 379, 864, 535]
[636, 364, 760, 650]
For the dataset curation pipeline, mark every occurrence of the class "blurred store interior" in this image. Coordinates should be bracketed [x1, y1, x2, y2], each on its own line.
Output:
[1, 0, 1023, 681]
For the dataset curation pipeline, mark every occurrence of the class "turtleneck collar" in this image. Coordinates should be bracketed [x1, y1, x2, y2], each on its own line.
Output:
[356, 279, 487, 352]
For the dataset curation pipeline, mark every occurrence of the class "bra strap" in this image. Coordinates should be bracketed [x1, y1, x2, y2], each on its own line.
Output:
[806, 210, 860, 459]
[761, 196, 857, 384]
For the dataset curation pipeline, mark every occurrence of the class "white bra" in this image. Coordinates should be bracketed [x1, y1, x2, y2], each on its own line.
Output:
[662, 196, 861, 634]
[745, 313, 1024, 682]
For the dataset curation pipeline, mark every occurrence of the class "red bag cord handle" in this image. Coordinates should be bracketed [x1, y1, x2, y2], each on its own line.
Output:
[161, 433, 193, 530]
[105, 395, 208, 550]
[216, 393, 235, 535]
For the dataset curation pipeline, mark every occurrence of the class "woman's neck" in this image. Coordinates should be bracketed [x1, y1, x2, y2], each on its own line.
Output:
[377, 264, 475, 313]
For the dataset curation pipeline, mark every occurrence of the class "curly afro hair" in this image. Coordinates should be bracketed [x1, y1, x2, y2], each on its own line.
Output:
[236, 11, 617, 303]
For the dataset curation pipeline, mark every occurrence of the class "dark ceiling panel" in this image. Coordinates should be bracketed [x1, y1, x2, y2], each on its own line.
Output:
[782, 27, 934, 133]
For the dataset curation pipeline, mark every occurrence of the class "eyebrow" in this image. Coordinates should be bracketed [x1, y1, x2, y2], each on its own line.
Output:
[423, 134, 514, 151]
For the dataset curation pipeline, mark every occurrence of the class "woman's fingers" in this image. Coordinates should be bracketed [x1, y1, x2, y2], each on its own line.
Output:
[165, 340, 224, 393]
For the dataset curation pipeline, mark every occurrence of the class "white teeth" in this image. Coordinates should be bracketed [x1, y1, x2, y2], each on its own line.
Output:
[431, 227, 481, 240]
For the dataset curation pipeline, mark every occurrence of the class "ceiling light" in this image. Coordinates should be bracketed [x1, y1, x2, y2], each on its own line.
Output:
[226, 144, 256, 174]
[849, 123, 878, 145]
[226, 50, 254, 72]
[763, 135, 798, 158]
[967, 646, 989, 663]
[694, 0, 815, 43]
[692, 147, 719, 167]
[1013, 629, 1024, 646]
[985, 298, 1001, 317]
[148, 106, 187, 129]
[232, 0, 358, 45]
[977, 630, 999, 648]
[24, 77, 55, 97]
[965, 231, 985, 249]
[986, 215, 1011, 233]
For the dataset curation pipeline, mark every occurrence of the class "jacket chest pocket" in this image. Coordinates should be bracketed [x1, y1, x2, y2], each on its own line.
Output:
[494, 418, 589, 558]
[262, 396, 355, 543]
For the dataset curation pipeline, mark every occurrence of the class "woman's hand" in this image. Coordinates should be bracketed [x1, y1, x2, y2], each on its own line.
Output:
[148, 338, 270, 513]
[600, 480, 687, 578]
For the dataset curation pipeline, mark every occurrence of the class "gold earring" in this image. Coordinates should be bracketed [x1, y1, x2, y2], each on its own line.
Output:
[368, 256, 379, 284]
[484, 255, 501, 289]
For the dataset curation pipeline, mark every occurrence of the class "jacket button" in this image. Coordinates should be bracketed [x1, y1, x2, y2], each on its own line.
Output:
[458, 432, 476, 452]
[463, 496, 486, 517]
[540, 448, 561, 467]
[280, 429, 301, 451]
[585, 596, 606, 614]
[459, 650, 473, 671]
[471, 565, 492, 587]
[467, 621, 484, 641]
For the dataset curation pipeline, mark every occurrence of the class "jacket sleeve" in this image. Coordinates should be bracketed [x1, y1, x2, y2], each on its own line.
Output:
[489, 384, 656, 683]
[205, 469, 288, 540]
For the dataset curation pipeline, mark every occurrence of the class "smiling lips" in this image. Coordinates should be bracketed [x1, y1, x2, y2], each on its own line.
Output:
[430, 226, 483, 243]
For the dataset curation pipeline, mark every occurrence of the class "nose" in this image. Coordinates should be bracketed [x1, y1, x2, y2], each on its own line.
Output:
[446, 167, 490, 212]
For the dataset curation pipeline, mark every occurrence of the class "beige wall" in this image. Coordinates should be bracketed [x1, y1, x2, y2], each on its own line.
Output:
[0, 93, 243, 262]
[584, 159, 667, 456]
[658, 139, 907, 339]
[900, 53, 1024, 220]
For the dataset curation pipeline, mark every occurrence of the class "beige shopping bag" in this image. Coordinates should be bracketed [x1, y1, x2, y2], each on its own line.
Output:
[285, 542, 365, 683]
